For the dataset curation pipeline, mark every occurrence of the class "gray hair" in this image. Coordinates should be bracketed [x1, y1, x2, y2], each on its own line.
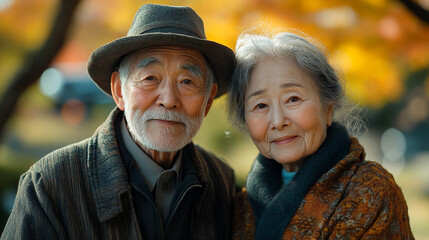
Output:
[118, 49, 215, 102]
[227, 30, 364, 135]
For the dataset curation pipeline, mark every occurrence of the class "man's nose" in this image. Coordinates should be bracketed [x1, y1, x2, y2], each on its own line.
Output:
[270, 103, 290, 130]
[156, 81, 180, 109]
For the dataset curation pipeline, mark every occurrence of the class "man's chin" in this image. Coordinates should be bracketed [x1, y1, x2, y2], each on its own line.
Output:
[134, 131, 191, 152]
[139, 140, 189, 152]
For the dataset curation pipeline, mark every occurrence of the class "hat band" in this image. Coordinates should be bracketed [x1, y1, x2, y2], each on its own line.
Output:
[141, 27, 202, 39]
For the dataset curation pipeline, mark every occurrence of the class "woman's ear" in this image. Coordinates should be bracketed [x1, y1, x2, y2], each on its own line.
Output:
[111, 71, 125, 111]
[326, 105, 334, 127]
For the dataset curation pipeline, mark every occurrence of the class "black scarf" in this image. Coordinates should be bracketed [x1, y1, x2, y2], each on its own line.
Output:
[246, 122, 351, 240]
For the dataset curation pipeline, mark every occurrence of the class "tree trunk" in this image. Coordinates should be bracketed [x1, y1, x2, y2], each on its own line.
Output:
[398, 0, 429, 24]
[0, 0, 82, 140]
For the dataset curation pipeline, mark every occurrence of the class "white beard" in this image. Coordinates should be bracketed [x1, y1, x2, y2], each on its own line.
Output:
[124, 105, 204, 152]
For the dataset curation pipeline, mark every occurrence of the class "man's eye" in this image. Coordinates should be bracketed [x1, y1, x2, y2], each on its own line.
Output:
[181, 79, 193, 84]
[145, 76, 157, 81]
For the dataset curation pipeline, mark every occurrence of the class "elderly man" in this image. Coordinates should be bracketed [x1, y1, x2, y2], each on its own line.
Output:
[2, 4, 235, 240]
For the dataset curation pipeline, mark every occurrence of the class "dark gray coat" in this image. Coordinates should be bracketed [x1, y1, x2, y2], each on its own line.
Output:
[1, 108, 235, 240]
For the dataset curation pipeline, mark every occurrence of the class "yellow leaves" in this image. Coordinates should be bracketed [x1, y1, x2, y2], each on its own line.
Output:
[0, 0, 56, 48]
[204, 13, 238, 49]
[192, 0, 239, 10]
[237, 10, 297, 35]
[300, 0, 338, 13]
[314, 5, 358, 29]
[105, 3, 132, 33]
[331, 43, 403, 108]
[86, 0, 138, 33]
[361, 0, 388, 9]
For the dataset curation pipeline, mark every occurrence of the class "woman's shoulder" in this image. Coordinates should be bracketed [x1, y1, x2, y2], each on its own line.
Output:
[233, 188, 252, 222]
[344, 137, 402, 195]
[345, 159, 408, 208]
[352, 160, 399, 190]
[329, 160, 413, 239]
[232, 188, 256, 240]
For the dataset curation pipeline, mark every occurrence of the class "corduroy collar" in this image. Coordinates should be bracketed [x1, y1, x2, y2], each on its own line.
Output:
[87, 108, 131, 222]
[246, 122, 351, 240]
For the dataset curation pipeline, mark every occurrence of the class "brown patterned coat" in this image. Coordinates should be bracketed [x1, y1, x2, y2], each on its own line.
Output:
[233, 138, 414, 240]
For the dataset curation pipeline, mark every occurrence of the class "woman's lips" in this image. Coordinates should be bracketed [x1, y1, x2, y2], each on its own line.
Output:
[272, 136, 297, 144]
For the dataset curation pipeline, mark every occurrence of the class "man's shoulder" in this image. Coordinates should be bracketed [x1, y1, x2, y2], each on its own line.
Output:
[30, 138, 92, 175]
[30, 108, 119, 175]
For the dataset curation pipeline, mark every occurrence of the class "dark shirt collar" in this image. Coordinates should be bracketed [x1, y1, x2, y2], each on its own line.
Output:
[119, 117, 181, 191]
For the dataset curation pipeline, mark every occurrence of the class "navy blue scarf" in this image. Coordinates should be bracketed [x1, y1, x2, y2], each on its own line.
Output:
[246, 122, 351, 240]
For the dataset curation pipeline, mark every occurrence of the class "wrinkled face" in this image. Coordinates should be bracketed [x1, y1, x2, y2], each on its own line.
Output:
[244, 57, 333, 171]
[112, 46, 217, 152]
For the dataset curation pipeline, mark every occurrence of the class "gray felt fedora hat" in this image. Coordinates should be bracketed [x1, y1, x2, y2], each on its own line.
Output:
[87, 4, 236, 98]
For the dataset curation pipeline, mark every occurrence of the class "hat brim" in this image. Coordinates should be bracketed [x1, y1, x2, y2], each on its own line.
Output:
[87, 33, 236, 98]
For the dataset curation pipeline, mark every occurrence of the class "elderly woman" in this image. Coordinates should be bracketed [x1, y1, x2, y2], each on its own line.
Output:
[228, 31, 414, 240]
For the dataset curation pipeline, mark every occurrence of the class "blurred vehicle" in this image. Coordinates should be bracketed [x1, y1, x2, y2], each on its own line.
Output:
[39, 62, 113, 108]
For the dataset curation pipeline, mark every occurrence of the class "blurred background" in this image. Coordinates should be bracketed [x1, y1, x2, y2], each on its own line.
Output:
[1, 0, 429, 237]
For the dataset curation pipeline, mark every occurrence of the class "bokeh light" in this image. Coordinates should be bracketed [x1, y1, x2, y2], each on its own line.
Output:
[60, 99, 86, 126]
[380, 128, 407, 175]
[0, 0, 13, 11]
[39, 68, 65, 99]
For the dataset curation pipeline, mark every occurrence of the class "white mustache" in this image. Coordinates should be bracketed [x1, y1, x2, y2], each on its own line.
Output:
[126, 107, 203, 152]
[140, 109, 189, 124]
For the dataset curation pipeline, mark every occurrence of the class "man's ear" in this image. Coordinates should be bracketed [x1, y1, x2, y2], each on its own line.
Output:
[204, 83, 218, 117]
[111, 71, 125, 111]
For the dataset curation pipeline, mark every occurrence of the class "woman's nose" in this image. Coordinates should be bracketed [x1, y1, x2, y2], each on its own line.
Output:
[270, 103, 289, 130]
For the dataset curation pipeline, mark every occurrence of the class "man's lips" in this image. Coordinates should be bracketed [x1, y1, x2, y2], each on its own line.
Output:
[150, 119, 183, 125]
[272, 136, 298, 144]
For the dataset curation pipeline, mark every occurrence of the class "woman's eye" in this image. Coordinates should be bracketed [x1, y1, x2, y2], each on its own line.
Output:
[255, 103, 267, 109]
[288, 96, 299, 103]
